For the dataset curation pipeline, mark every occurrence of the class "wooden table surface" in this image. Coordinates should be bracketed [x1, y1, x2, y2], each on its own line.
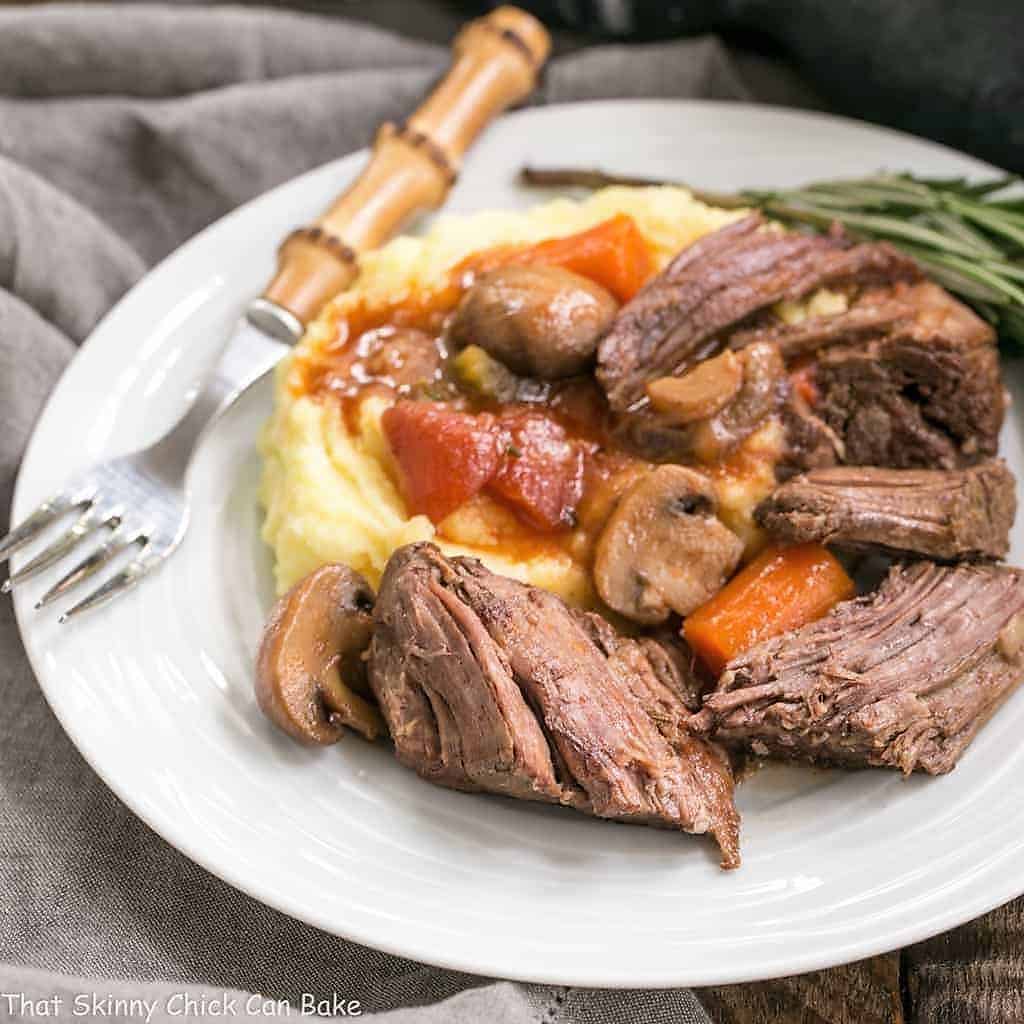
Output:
[696, 896, 1024, 1023]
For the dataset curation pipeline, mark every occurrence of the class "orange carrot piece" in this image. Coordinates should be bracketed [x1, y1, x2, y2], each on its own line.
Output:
[456, 214, 654, 302]
[684, 543, 855, 676]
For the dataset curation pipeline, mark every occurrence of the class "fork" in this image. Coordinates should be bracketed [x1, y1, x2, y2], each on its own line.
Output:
[0, 6, 549, 621]
[0, 308, 296, 619]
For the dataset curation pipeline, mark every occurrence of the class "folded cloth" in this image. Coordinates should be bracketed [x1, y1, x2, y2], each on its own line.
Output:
[0, 6, 1009, 1024]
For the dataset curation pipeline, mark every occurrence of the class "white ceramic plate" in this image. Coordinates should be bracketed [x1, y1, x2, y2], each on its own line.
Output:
[13, 101, 1024, 988]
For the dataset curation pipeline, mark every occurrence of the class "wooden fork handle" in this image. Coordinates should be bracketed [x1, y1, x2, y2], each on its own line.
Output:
[260, 6, 550, 331]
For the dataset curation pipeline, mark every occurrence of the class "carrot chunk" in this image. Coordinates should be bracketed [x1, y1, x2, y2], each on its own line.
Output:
[457, 214, 654, 302]
[684, 543, 855, 676]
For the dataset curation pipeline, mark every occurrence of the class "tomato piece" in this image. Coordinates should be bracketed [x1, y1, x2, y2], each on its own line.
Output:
[382, 401, 499, 523]
[489, 411, 586, 531]
[457, 214, 654, 303]
[383, 403, 591, 533]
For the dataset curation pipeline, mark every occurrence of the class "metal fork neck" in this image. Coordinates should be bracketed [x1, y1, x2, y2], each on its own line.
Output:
[144, 300, 300, 479]
[245, 298, 304, 345]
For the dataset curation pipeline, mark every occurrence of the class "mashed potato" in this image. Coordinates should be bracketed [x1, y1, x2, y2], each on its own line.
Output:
[259, 187, 751, 597]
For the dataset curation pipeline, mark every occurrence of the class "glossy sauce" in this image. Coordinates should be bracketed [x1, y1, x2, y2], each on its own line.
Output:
[290, 245, 774, 569]
[292, 286, 459, 430]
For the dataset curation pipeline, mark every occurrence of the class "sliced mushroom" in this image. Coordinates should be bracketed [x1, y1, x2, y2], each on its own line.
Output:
[646, 350, 743, 425]
[687, 341, 787, 463]
[449, 265, 619, 378]
[255, 564, 386, 745]
[594, 465, 744, 624]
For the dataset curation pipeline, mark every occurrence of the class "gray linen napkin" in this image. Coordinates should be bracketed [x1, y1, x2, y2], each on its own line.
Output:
[0, 5, 870, 1022]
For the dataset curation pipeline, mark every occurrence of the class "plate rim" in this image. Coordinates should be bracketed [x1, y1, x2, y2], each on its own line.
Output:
[12, 98, 1023, 988]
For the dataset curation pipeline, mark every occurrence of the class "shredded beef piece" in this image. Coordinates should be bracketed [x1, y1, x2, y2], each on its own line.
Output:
[756, 460, 1017, 560]
[597, 214, 920, 412]
[370, 543, 741, 867]
[696, 562, 1024, 775]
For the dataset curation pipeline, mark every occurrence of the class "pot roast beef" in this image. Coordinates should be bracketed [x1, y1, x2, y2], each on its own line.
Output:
[695, 561, 1024, 774]
[813, 282, 1004, 468]
[727, 295, 914, 359]
[777, 395, 846, 477]
[596, 213, 920, 412]
[576, 612, 711, 714]
[756, 460, 1017, 560]
[596, 213, 1004, 474]
[369, 543, 740, 867]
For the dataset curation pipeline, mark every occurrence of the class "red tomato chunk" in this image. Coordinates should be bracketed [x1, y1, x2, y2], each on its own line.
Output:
[382, 401, 587, 531]
[489, 411, 586, 531]
[381, 402, 498, 523]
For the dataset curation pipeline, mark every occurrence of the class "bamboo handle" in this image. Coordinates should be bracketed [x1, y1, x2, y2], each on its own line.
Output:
[261, 6, 551, 331]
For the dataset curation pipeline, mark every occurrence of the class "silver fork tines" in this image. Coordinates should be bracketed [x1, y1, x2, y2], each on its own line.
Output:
[2, 307, 295, 621]
[1, 508, 122, 594]
[0, 495, 78, 564]
[58, 554, 155, 623]
[35, 535, 144, 609]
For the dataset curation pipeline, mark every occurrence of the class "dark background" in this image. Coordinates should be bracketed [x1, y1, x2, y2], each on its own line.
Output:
[282, 0, 1023, 175]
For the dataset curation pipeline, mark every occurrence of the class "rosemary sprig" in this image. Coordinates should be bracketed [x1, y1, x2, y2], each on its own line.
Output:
[519, 166, 1024, 347]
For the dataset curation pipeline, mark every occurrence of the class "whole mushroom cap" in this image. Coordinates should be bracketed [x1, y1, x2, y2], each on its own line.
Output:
[449, 264, 619, 379]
